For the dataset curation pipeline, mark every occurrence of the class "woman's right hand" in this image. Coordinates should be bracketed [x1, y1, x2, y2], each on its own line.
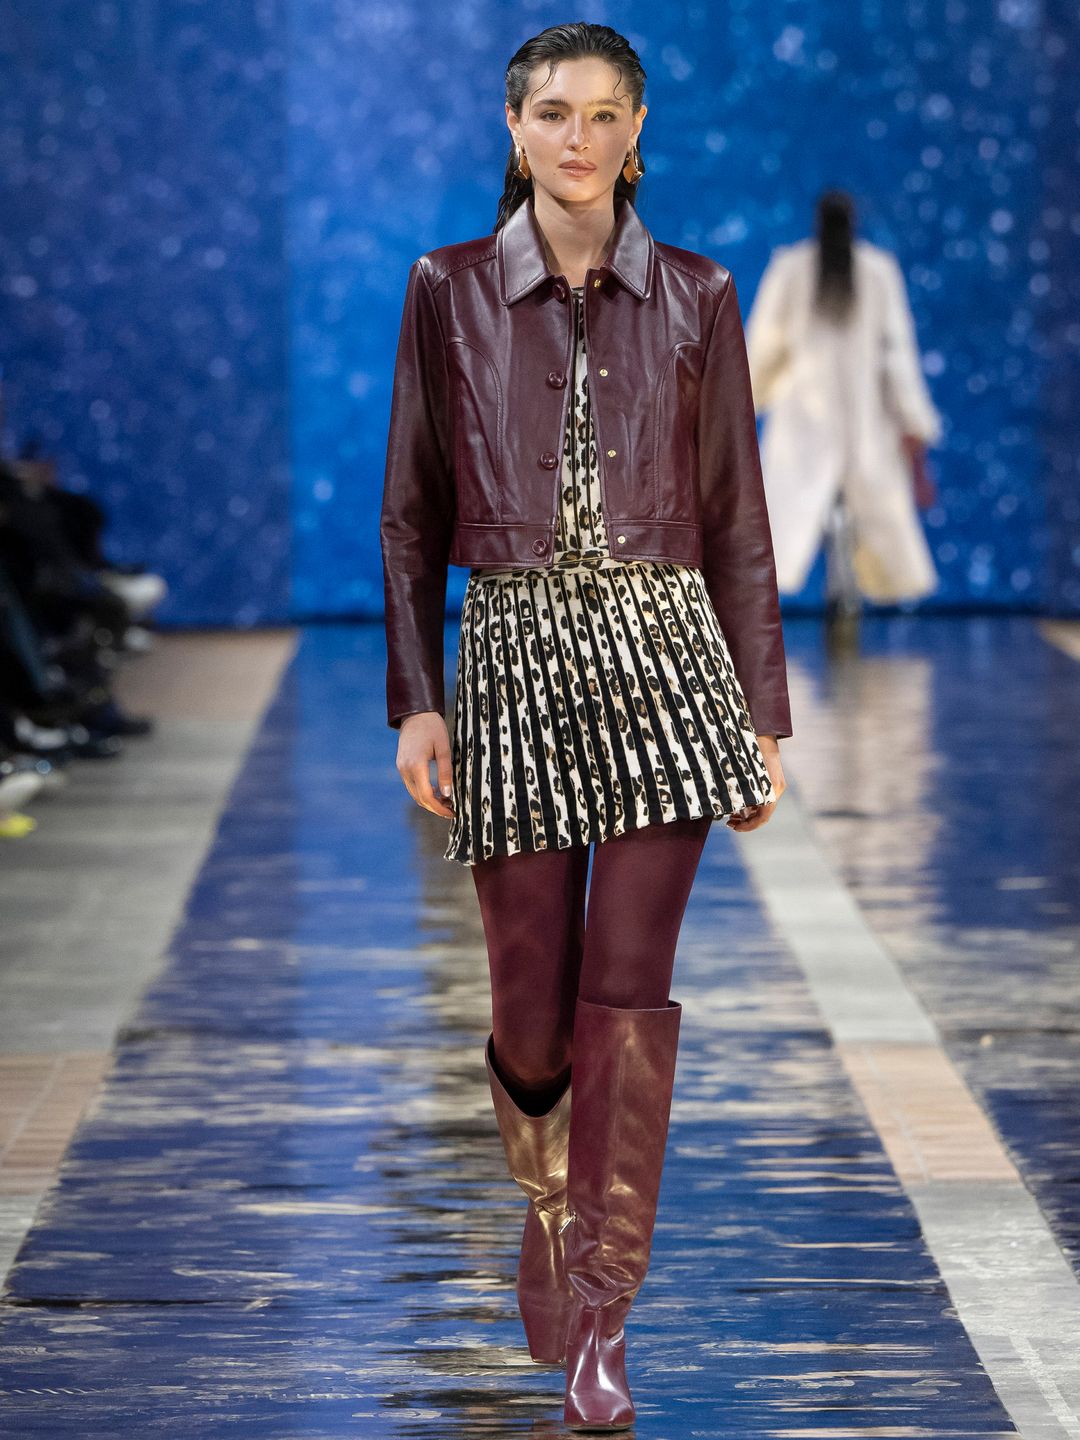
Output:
[726, 735, 785, 833]
[395, 711, 454, 819]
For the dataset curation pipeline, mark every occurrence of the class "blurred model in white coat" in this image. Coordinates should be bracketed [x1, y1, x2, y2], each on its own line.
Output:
[745, 191, 942, 636]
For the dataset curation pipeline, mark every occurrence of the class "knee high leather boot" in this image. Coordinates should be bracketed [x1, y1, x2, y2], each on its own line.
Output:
[562, 997, 682, 1432]
[484, 1035, 573, 1363]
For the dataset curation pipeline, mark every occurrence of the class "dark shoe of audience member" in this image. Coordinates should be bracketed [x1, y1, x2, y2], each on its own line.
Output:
[78, 697, 154, 739]
[65, 723, 124, 759]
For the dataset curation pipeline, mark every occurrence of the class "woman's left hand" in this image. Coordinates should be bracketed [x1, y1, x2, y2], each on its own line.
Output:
[726, 736, 786, 833]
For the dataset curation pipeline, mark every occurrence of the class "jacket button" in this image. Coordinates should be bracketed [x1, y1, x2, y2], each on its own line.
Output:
[598, 367, 609, 377]
[606, 449, 617, 458]
[547, 370, 566, 388]
[616, 534, 627, 544]
[532, 538, 547, 555]
[553, 280, 567, 301]
[539, 451, 559, 468]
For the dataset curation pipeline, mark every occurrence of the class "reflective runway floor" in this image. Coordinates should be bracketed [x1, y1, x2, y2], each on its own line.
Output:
[1, 615, 1078, 1437]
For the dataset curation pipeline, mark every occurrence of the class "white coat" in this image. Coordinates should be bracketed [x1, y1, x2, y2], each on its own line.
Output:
[745, 238, 943, 602]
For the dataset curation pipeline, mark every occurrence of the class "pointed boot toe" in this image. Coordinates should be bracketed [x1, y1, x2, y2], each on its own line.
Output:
[563, 1299, 635, 1431]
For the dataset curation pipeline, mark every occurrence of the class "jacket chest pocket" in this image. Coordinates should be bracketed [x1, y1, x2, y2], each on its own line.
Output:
[448, 339, 504, 521]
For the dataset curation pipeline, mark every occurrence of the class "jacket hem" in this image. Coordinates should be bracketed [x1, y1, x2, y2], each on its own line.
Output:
[449, 518, 704, 569]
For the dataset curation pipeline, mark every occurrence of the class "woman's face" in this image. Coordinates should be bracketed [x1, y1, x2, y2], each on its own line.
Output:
[506, 56, 646, 207]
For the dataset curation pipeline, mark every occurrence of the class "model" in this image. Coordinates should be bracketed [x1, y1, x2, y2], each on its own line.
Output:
[380, 22, 792, 1433]
[745, 189, 943, 644]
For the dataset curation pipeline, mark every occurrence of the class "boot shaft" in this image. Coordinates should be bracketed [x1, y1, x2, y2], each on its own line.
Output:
[485, 1035, 571, 1211]
[564, 998, 682, 1308]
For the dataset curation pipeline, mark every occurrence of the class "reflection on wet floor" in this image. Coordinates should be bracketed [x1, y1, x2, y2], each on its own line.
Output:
[782, 615, 1080, 1271]
[1, 616, 1074, 1436]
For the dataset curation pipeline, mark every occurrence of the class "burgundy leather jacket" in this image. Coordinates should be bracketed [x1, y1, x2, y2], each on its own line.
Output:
[380, 195, 792, 739]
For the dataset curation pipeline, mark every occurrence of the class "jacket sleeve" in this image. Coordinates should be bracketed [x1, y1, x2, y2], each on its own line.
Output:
[379, 257, 456, 730]
[697, 273, 792, 740]
[879, 252, 943, 445]
[744, 248, 794, 415]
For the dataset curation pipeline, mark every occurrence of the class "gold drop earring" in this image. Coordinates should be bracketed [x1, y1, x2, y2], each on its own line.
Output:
[622, 143, 645, 184]
[514, 143, 531, 180]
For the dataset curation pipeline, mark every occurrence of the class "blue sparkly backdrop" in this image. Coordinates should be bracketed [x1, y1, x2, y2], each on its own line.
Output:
[1, 3, 1077, 624]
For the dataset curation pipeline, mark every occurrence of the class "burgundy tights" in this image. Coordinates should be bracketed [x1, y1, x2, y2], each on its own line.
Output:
[470, 816, 713, 1112]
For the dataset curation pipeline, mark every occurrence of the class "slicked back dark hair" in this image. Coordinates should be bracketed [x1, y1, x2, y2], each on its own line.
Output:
[814, 189, 857, 323]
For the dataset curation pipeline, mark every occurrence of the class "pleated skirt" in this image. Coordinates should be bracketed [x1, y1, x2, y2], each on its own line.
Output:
[442, 558, 775, 866]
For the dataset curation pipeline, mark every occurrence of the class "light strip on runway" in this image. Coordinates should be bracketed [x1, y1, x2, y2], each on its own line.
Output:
[1040, 621, 1080, 663]
[738, 786, 1080, 1440]
[0, 631, 298, 1283]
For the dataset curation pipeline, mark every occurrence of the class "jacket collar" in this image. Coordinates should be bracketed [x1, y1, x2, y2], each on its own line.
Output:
[497, 194, 653, 305]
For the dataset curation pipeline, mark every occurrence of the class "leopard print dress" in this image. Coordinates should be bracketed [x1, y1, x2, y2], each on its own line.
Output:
[443, 283, 775, 866]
